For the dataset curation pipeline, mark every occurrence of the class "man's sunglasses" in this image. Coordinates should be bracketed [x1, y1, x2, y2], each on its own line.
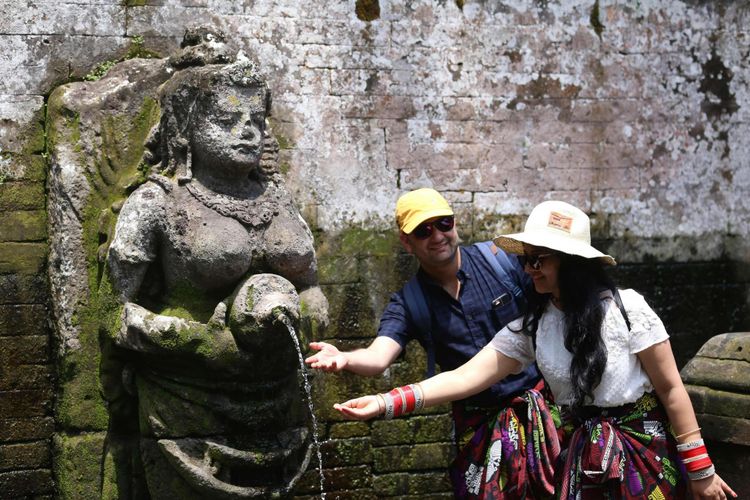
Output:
[411, 216, 455, 240]
[518, 253, 554, 271]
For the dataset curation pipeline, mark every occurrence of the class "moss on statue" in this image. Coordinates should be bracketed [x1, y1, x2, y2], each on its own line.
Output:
[53, 433, 106, 500]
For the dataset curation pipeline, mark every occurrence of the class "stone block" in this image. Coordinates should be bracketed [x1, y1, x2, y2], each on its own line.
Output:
[0, 95, 45, 154]
[296, 464, 372, 495]
[0, 441, 50, 471]
[329, 421, 370, 439]
[0, 389, 52, 418]
[0, 363, 52, 391]
[0, 417, 54, 442]
[0, 34, 131, 95]
[53, 432, 105, 500]
[372, 471, 452, 496]
[371, 414, 453, 446]
[0, 304, 49, 336]
[696, 413, 750, 447]
[320, 437, 371, 468]
[0, 182, 46, 211]
[0, 272, 48, 304]
[342, 95, 417, 120]
[0, 210, 47, 242]
[372, 442, 455, 472]
[0, 469, 53, 497]
[0, 242, 47, 274]
[0, 1, 125, 36]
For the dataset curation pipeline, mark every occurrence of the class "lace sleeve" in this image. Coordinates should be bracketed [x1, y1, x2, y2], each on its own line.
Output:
[619, 289, 670, 354]
[488, 318, 535, 373]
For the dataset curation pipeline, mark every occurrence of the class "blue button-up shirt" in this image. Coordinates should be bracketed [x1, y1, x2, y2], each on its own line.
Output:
[378, 243, 541, 407]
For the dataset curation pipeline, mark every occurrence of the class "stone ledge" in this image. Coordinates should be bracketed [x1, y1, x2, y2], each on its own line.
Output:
[685, 385, 750, 420]
[696, 413, 750, 447]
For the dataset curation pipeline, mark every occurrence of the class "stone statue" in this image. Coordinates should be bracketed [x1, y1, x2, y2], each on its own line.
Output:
[102, 30, 328, 499]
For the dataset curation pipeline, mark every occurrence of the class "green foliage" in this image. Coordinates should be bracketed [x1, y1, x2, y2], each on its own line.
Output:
[84, 60, 116, 82]
[83, 34, 159, 82]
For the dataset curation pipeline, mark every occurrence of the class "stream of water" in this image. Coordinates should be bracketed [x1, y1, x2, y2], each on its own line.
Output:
[279, 313, 326, 499]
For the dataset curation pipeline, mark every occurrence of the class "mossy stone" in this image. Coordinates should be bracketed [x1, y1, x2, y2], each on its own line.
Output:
[0, 242, 47, 274]
[0, 210, 47, 242]
[0, 182, 46, 211]
[53, 432, 106, 500]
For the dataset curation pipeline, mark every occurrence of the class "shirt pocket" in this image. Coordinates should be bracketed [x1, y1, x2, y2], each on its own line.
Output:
[488, 289, 523, 327]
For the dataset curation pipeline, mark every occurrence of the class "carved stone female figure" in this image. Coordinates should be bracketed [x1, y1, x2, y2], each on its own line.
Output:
[103, 43, 327, 499]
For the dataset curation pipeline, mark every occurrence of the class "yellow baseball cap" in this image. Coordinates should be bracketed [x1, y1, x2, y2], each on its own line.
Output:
[396, 188, 454, 234]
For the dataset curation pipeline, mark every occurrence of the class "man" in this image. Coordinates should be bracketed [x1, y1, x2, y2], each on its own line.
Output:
[305, 188, 541, 497]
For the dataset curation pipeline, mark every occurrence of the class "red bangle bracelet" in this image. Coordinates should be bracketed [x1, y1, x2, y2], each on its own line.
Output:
[684, 457, 713, 472]
[680, 445, 707, 460]
[401, 385, 416, 413]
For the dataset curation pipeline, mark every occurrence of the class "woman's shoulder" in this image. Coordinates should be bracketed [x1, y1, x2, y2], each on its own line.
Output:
[616, 288, 653, 313]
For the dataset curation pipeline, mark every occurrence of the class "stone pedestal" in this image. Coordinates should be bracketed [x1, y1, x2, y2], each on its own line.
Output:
[681, 332, 750, 493]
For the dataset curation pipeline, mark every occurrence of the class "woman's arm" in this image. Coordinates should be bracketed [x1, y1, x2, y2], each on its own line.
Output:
[638, 340, 736, 499]
[334, 346, 521, 420]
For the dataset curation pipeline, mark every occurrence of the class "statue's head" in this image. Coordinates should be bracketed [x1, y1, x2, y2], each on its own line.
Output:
[144, 28, 279, 182]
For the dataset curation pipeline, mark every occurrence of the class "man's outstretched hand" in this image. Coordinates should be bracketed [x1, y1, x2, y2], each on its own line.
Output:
[305, 341, 348, 372]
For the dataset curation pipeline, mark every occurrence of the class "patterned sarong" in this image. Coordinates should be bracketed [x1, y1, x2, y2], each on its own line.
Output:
[558, 392, 687, 499]
[452, 390, 687, 500]
[450, 380, 561, 499]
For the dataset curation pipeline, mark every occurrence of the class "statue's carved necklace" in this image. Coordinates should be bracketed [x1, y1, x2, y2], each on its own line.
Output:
[185, 179, 281, 228]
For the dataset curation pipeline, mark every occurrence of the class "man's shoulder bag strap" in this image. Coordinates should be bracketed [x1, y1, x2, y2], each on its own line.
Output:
[402, 276, 437, 377]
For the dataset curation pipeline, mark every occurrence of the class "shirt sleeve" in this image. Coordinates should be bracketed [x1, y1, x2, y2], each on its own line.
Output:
[620, 289, 670, 354]
[488, 318, 535, 373]
[376, 291, 413, 349]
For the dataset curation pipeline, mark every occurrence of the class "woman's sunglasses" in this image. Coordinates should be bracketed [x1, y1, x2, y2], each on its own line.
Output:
[518, 253, 554, 271]
[411, 216, 455, 240]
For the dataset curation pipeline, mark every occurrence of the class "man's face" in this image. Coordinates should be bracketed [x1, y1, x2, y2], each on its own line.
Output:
[400, 216, 459, 268]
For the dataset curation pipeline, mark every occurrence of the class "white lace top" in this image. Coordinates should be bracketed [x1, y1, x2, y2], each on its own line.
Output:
[489, 289, 669, 407]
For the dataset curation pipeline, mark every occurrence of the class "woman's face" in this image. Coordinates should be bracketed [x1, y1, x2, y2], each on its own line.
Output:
[190, 86, 267, 179]
[521, 244, 561, 298]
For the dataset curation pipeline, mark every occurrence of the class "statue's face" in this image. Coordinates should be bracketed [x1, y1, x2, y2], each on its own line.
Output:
[190, 86, 267, 178]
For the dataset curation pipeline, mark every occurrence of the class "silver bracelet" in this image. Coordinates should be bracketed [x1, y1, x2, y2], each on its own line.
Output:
[382, 392, 395, 420]
[687, 464, 715, 481]
[676, 438, 704, 452]
[412, 383, 424, 411]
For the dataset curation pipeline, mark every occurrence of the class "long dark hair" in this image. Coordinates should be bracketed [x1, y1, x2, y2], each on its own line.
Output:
[515, 253, 617, 410]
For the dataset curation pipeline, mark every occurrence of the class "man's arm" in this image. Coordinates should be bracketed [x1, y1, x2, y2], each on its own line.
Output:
[305, 336, 402, 376]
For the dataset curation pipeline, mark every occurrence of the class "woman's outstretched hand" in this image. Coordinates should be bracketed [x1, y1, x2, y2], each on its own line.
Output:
[333, 395, 382, 421]
[690, 473, 737, 499]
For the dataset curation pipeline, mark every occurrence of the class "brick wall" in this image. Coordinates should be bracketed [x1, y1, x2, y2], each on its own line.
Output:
[0, 109, 54, 496]
[1, 0, 749, 498]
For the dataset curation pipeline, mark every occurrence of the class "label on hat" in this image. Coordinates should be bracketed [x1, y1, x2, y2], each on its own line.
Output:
[548, 211, 573, 232]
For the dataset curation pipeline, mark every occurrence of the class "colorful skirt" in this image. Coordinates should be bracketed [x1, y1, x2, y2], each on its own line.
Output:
[558, 392, 687, 499]
[450, 391, 687, 500]
[450, 381, 561, 499]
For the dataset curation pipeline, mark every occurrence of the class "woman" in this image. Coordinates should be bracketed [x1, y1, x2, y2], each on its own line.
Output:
[335, 201, 735, 499]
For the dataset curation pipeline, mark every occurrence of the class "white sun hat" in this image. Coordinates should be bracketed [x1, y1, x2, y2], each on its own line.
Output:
[493, 200, 616, 266]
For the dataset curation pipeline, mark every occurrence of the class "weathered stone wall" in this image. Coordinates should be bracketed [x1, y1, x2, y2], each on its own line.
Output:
[1, 0, 749, 498]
